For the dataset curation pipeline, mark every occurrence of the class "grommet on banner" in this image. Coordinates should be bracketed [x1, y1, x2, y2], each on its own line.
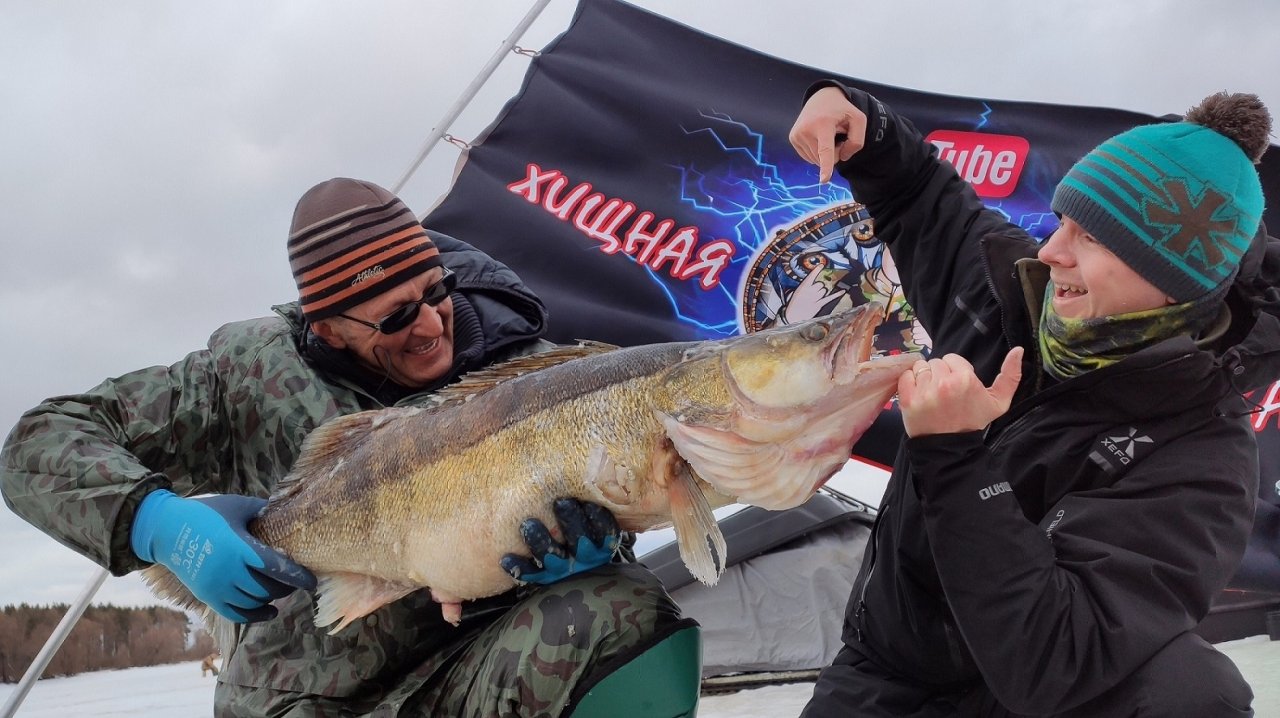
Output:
[442, 134, 472, 150]
[513, 45, 541, 57]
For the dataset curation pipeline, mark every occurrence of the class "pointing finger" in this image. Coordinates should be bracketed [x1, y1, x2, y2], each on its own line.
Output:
[788, 124, 822, 167]
[923, 357, 951, 379]
[815, 142, 836, 184]
[500, 554, 542, 582]
[896, 366, 917, 407]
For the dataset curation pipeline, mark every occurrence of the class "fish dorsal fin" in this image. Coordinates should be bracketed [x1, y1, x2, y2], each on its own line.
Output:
[274, 407, 423, 501]
[432, 342, 619, 405]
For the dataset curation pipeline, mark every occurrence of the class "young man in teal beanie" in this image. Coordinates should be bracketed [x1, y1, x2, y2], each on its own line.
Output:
[791, 87, 1275, 716]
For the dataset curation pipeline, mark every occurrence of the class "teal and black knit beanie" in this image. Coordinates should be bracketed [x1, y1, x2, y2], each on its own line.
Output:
[1051, 92, 1271, 303]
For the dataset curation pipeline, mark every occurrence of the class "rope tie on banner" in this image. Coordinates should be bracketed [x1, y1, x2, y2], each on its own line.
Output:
[391, 0, 552, 194]
[442, 134, 472, 150]
[513, 45, 541, 57]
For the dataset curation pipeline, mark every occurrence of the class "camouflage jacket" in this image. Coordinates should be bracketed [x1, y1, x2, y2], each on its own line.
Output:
[0, 232, 554, 701]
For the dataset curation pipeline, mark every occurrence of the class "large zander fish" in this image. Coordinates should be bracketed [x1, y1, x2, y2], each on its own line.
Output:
[146, 304, 917, 633]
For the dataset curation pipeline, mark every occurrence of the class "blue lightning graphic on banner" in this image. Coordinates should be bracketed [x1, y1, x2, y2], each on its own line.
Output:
[658, 110, 854, 337]
[975, 102, 994, 130]
[657, 109, 1064, 338]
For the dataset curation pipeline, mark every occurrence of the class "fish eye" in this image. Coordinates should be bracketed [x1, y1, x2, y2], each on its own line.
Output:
[801, 323, 829, 342]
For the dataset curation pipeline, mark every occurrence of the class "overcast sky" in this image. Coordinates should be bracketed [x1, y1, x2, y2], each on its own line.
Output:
[2, 1, 1277, 612]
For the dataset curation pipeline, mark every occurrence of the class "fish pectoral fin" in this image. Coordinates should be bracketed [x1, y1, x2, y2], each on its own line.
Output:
[314, 572, 419, 634]
[142, 564, 241, 658]
[667, 463, 727, 587]
[660, 412, 785, 497]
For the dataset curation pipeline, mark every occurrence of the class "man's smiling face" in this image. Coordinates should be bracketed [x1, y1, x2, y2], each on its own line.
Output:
[1037, 217, 1175, 319]
[312, 268, 456, 388]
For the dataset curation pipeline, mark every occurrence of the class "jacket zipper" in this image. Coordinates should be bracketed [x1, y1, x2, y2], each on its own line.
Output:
[854, 243, 1040, 644]
[941, 613, 967, 667]
[852, 248, 1007, 644]
[853, 506, 882, 643]
[979, 246, 1014, 345]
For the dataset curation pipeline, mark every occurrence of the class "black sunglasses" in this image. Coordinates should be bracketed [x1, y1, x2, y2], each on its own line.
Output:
[338, 268, 457, 335]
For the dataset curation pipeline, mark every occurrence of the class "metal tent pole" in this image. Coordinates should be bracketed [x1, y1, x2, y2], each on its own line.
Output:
[0, 566, 110, 718]
[391, 0, 553, 194]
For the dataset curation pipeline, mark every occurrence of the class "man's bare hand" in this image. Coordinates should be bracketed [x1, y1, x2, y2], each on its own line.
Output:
[897, 348, 1024, 437]
[789, 86, 866, 183]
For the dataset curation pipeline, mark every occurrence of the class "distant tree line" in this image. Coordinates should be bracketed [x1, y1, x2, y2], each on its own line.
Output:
[0, 603, 215, 682]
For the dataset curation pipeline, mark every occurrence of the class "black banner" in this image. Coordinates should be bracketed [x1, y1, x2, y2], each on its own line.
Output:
[426, 0, 1280, 515]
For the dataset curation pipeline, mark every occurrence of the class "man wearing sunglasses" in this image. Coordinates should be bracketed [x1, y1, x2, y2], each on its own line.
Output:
[1, 178, 698, 717]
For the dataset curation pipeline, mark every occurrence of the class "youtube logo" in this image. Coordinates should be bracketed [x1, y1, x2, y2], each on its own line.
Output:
[925, 130, 1030, 198]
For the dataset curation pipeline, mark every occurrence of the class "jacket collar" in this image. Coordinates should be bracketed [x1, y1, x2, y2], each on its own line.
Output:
[981, 232, 1239, 416]
[268, 229, 550, 404]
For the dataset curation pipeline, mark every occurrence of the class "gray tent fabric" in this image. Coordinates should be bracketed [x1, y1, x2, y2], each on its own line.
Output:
[669, 520, 871, 676]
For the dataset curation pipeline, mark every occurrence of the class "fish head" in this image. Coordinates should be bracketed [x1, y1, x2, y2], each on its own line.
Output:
[722, 303, 896, 409]
[663, 304, 920, 510]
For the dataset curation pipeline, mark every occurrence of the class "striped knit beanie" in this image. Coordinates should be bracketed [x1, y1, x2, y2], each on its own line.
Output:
[1051, 92, 1270, 303]
[288, 178, 441, 321]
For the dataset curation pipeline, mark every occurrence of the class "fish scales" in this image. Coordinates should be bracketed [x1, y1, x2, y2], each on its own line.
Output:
[144, 305, 919, 633]
[257, 341, 734, 600]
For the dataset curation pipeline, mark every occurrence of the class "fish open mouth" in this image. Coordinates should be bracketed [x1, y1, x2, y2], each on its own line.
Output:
[667, 303, 919, 512]
[826, 304, 883, 380]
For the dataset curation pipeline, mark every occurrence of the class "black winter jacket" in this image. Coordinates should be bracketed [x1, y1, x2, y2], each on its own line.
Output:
[827, 83, 1280, 714]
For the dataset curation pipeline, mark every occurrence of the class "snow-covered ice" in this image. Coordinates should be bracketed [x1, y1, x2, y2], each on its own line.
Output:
[2, 636, 1276, 717]
[0, 660, 217, 717]
[5, 462, 1274, 716]
[699, 635, 1280, 716]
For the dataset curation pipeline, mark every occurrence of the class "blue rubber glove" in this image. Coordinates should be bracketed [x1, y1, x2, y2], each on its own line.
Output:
[500, 498, 621, 585]
[130, 489, 317, 622]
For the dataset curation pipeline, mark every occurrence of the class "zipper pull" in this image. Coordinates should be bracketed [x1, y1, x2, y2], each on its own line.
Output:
[853, 600, 867, 643]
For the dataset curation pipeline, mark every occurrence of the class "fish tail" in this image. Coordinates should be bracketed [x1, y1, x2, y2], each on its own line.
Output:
[140, 564, 236, 654]
[140, 563, 204, 614]
[668, 464, 726, 586]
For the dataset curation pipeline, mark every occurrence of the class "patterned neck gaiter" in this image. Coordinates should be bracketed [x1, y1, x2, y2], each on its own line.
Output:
[1038, 281, 1221, 379]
